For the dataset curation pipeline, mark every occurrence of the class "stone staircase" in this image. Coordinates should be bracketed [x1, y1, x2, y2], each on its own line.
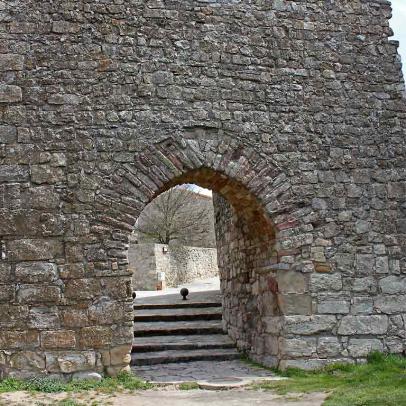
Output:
[131, 291, 240, 366]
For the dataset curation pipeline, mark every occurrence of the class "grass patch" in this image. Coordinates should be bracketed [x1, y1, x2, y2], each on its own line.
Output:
[0, 372, 153, 394]
[251, 352, 406, 406]
[178, 382, 199, 390]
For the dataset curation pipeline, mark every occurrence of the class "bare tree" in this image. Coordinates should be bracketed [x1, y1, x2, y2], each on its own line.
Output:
[135, 186, 215, 246]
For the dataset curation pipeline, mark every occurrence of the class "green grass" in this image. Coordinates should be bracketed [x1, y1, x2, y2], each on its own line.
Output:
[251, 352, 406, 406]
[178, 382, 199, 390]
[0, 372, 153, 394]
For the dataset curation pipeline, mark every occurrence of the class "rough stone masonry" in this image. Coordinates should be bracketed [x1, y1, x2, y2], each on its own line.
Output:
[0, 0, 405, 379]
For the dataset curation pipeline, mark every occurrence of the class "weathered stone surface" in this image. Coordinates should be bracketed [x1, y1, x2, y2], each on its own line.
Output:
[0, 165, 29, 182]
[0, 330, 39, 349]
[31, 165, 65, 184]
[310, 273, 342, 292]
[0, 54, 24, 71]
[7, 239, 64, 261]
[41, 330, 76, 349]
[338, 316, 388, 335]
[0, 125, 17, 143]
[0, 85, 22, 103]
[72, 372, 102, 381]
[282, 316, 337, 336]
[10, 351, 45, 371]
[347, 339, 383, 357]
[317, 337, 342, 358]
[46, 351, 96, 373]
[280, 337, 317, 357]
[374, 296, 406, 314]
[379, 276, 406, 295]
[15, 262, 58, 283]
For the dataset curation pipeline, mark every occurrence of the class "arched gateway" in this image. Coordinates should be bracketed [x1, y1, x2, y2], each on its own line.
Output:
[0, 0, 405, 378]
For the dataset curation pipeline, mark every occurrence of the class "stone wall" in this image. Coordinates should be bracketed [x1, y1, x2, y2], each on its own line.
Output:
[129, 243, 218, 290]
[0, 0, 405, 378]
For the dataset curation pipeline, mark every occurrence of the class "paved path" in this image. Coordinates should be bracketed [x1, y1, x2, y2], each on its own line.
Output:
[0, 389, 328, 406]
[132, 359, 278, 385]
[112, 390, 328, 406]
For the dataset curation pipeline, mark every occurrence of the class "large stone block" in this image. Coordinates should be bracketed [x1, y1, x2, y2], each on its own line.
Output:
[0, 85, 22, 103]
[15, 262, 58, 283]
[374, 295, 406, 314]
[0, 54, 24, 71]
[79, 326, 112, 349]
[276, 270, 308, 294]
[41, 330, 76, 349]
[28, 307, 60, 329]
[277, 294, 312, 315]
[279, 337, 317, 357]
[317, 337, 342, 358]
[51, 351, 96, 373]
[0, 125, 17, 143]
[338, 315, 388, 335]
[310, 273, 342, 292]
[0, 165, 29, 182]
[0, 330, 39, 349]
[7, 239, 64, 261]
[17, 285, 61, 304]
[64, 279, 101, 300]
[10, 351, 45, 371]
[283, 315, 337, 335]
[347, 339, 383, 357]
[379, 276, 406, 295]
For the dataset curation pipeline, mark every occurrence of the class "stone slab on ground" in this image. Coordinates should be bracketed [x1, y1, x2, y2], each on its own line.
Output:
[132, 359, 277, 384]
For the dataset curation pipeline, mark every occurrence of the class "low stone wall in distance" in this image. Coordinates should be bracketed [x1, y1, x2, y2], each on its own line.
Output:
[129, 243, 219, 290]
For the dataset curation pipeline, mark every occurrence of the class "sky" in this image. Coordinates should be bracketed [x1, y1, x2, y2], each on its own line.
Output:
[391, 0, 406, 76]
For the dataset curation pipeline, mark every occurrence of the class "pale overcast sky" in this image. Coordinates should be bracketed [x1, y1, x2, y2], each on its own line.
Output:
[391, 0, 406, 76]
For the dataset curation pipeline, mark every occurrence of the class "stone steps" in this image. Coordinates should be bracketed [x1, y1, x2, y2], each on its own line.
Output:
[132, 292, 240, 366]
[133, 301, 222, 310]
[133, 320, 224, 336]
[131, 348, 240, 366]
[133, 306, 222, 322]
[132, 334, 235, 352]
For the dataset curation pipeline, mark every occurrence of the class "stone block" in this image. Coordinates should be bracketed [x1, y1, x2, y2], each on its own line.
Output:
[0, 54, 24, 71]
[0, 284, 14, 301]
[109, 345, 132, 366]
[52, 21, 80, 34]
[72, 372, 102, 381]
[48, 93, 81, 105]
[57, 351, 96, 373]
[351, 297, 373, 314]
[279, 358, 331, 371]
[0, 85, 22, 103]
[61, 308, 89, 328]
[347, 339, 383, 357]
[355, 254, 375, 275]
[31, 165, 65, 184]
[283, 315, 337, 335]
[338, 315, 388, 335]
[310, 273, 342, 292]
[379, 276, 406, 295]
[10, 351, 45, 371]
[317, 337, 342, 358]
[0, 165, 29, 182]
[41, 330, 76, 349]
[15, 262, 58, 283]
[29, 186, 60, 209]
[64, 278, 101, 300]
[0, 125, 17, 143]
[276, 270, 307, 294]
[318, 298, 350, 314]
[277, 294, 312, 315]
[17, 285, 61, 304]
[0, 264, 11, 283]
[7, 239, 64, 261]
[28, 307, 60, 329]
[280, 337, 317, 357]
[351, 277, 377, 293]
[0, 305, 29, 328]
[376, 256, 389, 274]
[0, 330, 39, 349]
[79, 326, 112, 349]
[374, 295, 406, 314]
